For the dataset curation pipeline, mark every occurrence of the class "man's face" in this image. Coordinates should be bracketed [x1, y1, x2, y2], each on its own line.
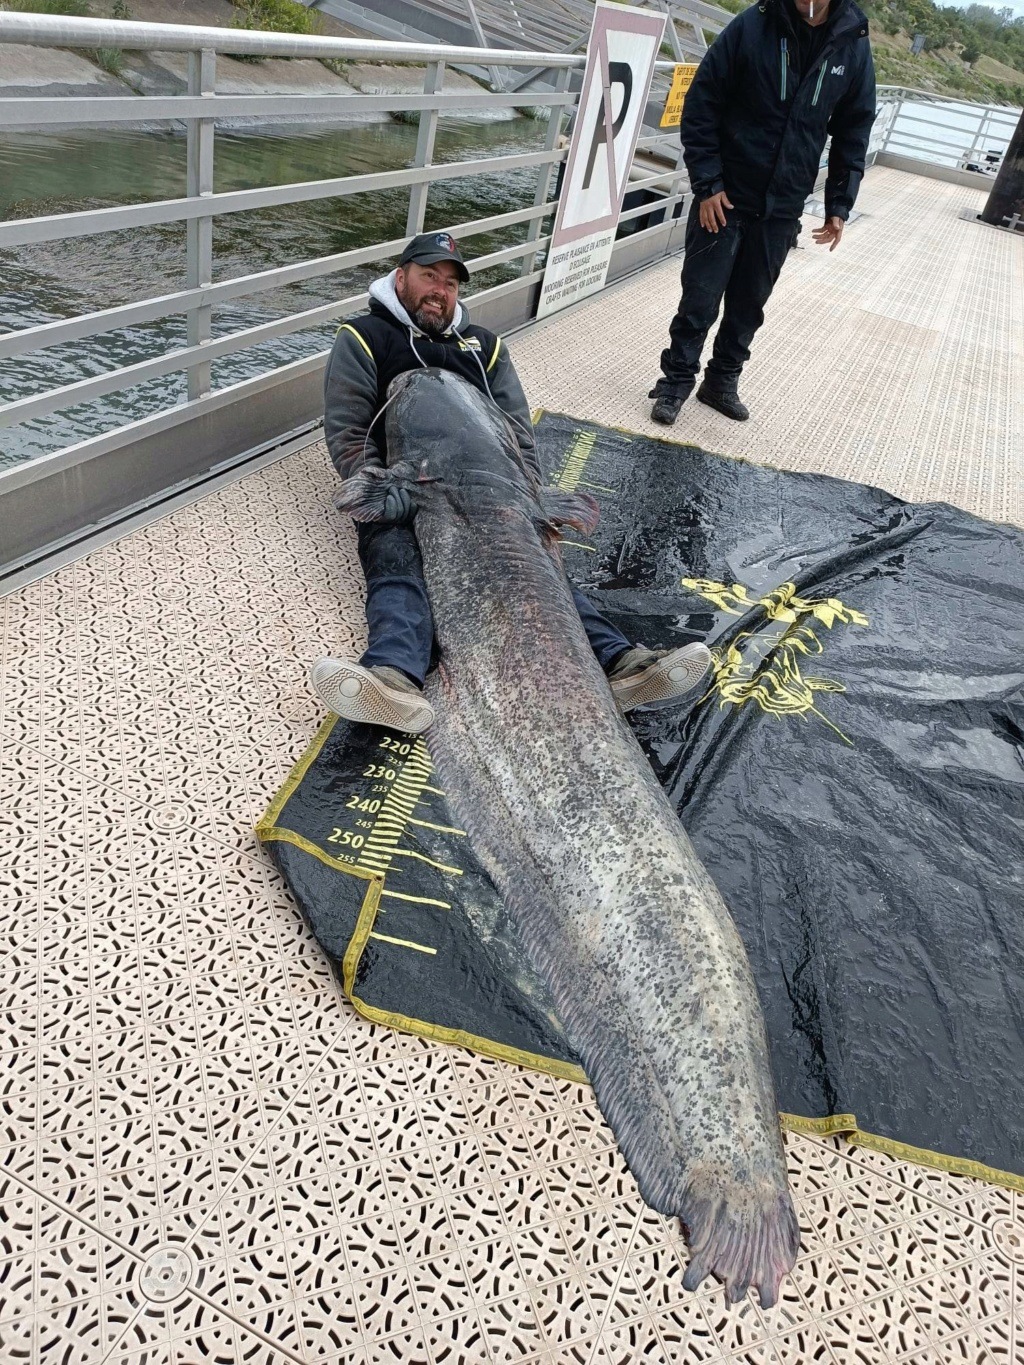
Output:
[395, 260, 461, 336]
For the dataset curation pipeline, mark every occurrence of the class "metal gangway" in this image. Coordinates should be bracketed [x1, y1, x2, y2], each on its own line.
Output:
[0, 11, 692, 585]
[1, 12, 1020, 587]
[3, 15, 1024, 1365]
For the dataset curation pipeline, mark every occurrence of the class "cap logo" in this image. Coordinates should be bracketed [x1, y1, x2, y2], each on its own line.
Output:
[434, 233, 456, 253]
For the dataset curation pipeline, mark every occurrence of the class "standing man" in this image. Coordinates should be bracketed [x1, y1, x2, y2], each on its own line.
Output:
[649, 0, 875, 425]
[313, 231, 711, 733]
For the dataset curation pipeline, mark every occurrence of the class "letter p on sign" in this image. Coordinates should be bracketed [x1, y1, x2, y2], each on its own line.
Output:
[555, 2, 666, 239]
[582, 61, 633, 192]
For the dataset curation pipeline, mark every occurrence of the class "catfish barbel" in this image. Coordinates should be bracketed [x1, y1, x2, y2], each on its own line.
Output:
[337, 369, 800, 1306]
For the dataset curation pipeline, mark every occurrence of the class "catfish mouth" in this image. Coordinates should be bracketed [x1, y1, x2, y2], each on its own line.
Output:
[386, 368, 535, 485]
[386, 371, 420, 401]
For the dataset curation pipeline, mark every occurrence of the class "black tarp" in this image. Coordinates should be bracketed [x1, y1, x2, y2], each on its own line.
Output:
[259, 413, 1024, 1189]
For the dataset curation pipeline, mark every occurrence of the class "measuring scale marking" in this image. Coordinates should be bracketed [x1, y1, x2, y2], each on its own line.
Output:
[553, 426, 623, 554]
[326, 734, 468, 953]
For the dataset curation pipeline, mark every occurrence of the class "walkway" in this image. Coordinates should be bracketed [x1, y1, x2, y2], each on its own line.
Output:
[2, 166, 1022, 1364]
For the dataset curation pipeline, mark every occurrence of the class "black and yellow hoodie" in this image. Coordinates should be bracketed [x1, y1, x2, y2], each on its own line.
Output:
[323, 269, 538, 483]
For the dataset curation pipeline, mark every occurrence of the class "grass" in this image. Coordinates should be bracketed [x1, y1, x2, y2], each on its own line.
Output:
[871, 29, 1024, 104]
[0, 0, 137, 75]
[229, 0, 322, 61]
[0, 0, 90, 13]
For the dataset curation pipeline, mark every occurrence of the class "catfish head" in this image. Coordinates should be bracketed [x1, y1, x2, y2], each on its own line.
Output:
[334, 368, 600, 542]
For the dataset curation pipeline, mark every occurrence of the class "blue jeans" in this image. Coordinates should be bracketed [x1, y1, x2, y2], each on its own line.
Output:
[658, 200, 799, 394]
[357, 522, 632, 686]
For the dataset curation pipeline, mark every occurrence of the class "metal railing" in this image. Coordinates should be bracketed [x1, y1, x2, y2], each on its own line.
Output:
[0, 15, 576, 429]
[0, 16, 685, 429]
[0, 13, 689, 576]
[872, 84, 1021, 176]
[5, 17, 1014, 580]
[1, 24, 1015, 454]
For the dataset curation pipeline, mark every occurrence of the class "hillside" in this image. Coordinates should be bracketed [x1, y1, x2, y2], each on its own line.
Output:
[864, 0, 1024, 104]
[868, 24, 1023, 104]
[716, 0, 1024, 104]
[4, 0, 1023, 107]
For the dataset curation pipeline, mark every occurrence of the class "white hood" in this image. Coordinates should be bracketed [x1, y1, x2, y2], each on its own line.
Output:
[368, 269, 467, 336]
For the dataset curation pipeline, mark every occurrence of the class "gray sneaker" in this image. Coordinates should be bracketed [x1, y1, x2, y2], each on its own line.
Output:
[607, 643, 713, 711]
[311, 660, 435, 733]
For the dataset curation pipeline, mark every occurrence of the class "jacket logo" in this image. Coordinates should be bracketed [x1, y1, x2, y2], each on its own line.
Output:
[831, 64, 845, 75]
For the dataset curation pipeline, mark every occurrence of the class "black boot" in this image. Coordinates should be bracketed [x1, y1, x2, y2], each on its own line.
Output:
[648, 380, 694, 426]
[696, 380, 749, 422]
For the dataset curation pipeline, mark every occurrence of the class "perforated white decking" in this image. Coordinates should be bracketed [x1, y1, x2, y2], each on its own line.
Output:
[2, 166, 1023, 1364]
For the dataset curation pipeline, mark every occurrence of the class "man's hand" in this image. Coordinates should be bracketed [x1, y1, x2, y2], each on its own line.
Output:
[812, 216, 844, 251]
[382, 486, 415, 525]
[699, 191, 734, 233]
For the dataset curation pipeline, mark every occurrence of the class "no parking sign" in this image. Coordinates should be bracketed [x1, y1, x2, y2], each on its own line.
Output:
[536, 1, 665, 320]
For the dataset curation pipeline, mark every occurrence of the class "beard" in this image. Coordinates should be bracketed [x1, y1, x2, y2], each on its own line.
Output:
[410, 302, 455, 337]
[396, 280, 456, 337]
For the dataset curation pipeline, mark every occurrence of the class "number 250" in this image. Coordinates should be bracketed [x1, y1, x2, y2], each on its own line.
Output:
[327, 829, 364, 848]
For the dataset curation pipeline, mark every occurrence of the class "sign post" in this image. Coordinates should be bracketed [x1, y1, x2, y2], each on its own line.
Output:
[535, 1, 666, 321]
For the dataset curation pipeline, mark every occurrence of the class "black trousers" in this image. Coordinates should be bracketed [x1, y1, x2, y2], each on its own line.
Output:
[357, 522, 632, 687]
[658, 201, 799, 395]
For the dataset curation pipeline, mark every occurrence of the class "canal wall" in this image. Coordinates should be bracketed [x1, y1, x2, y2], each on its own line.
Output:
[0, 0, 527, 125]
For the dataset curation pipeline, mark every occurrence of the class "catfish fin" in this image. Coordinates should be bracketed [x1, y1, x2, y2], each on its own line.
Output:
[678, 1177, 801, 1310]
[539, 488, 601, 537]
[333, 460, 419, 522]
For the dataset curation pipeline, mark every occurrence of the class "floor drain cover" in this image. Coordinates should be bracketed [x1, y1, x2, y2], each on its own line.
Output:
[990, 1217, 1024, 1265]
[139, 1247, 194, 1303]
[152, 802, 189, 832]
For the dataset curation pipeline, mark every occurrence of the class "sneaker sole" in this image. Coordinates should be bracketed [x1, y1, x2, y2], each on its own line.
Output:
[311, 661, 435, 733]
[611, 643, 713, 710]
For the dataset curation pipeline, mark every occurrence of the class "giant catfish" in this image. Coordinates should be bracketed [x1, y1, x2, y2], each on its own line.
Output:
[337, 368, 800, 1306]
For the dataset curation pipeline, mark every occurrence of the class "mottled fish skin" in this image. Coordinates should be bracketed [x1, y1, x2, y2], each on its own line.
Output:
[338, 369, 800, 1307]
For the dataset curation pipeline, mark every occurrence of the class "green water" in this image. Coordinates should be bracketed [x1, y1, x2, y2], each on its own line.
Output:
[0, 118, 546, 466]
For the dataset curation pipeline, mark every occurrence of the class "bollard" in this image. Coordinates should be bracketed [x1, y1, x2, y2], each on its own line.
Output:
[979, 106, 1024, 232]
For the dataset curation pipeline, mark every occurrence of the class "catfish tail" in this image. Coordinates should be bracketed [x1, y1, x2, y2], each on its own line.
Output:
[677, 1170, 801, 1309]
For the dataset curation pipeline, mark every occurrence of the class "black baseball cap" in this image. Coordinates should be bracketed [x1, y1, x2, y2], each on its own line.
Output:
[398, 231, 470, 283]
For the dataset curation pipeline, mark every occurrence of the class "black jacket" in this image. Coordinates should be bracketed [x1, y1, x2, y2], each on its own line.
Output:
[323, 272, 538, 483]
[680, 0, 876, 221]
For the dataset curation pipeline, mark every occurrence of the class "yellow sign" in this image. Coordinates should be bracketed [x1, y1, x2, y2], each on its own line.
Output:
[660, 62, 699, 128]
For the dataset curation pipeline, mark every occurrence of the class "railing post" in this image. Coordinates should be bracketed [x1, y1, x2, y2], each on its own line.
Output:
[520, 67, 571, 276]
[186, 48, 215, 401]
[406, 61, 444, 237]
[976, 108, 991, 169]
[963, 108, 984, 173]
[666, 141, 689, 254]
[654, 0, 690, 61]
